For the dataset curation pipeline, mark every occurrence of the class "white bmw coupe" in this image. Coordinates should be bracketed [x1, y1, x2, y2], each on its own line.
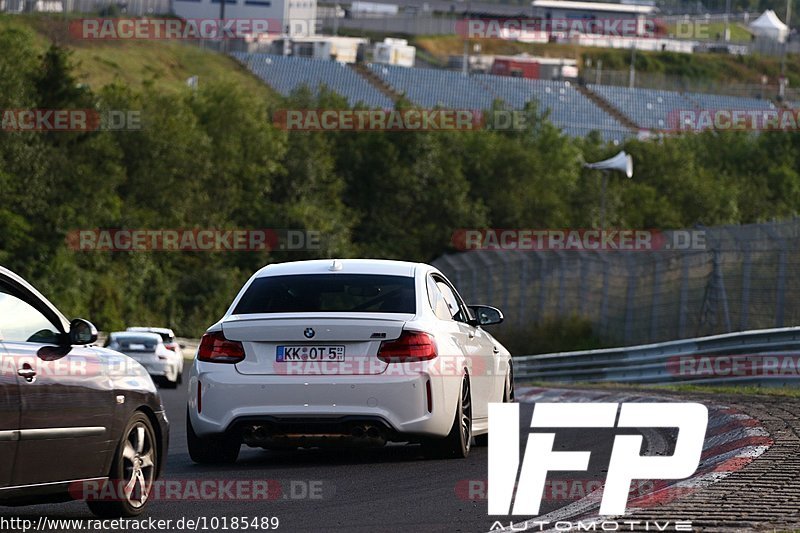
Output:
[186, 259, 513, 462]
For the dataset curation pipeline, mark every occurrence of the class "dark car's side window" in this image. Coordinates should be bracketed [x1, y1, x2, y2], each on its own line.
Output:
[0, 287, 60, 344]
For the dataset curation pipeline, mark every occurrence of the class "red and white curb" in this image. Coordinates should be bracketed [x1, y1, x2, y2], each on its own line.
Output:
[489, 387, 773, 531]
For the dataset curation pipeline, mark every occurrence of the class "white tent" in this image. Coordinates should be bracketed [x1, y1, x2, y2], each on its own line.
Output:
[749, 10, 789, 42]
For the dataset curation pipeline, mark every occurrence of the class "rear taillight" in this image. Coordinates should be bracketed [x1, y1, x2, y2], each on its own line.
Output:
[197, 331, 245, 364]
[164, 344, 176, 351]
[377, 331, 437, 363]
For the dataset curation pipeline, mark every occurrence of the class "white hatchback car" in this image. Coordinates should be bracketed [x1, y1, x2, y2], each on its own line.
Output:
[187, 259, 513, 463]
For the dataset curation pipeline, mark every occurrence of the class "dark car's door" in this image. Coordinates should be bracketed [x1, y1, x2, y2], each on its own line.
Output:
[0, 283, 116, 486]
[0, 342, 21, 488]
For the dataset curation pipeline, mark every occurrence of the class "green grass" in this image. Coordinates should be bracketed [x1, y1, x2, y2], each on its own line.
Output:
[520, 380, 800, 398]
[654, 383, 800, 397]
[68, 40, 276, 96]
[2, 14, 278, 98]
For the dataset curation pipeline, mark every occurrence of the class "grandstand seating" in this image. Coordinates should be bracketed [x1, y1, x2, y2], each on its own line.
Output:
[232, 52, 393, 109]
[367, 64, 493, 110]
[589, 85, 779, 131]
[231, 52, 784, 141]
[588, 85, 697, 130]
[685, 92, 777, 112]
[476, 74, 630, 142]
[368, 64, 631, 142]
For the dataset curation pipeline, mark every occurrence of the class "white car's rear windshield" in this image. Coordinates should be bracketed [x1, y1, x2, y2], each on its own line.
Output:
[233, 274, 416, 314]
[112, 335, 159, 350]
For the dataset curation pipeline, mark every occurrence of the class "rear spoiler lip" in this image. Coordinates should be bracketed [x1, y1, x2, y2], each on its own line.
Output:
[223, 312, 417, 323]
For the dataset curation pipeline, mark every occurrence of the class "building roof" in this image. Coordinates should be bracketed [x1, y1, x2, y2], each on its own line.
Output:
[531, 0, 658, 14]
[494, 54, 578, 65]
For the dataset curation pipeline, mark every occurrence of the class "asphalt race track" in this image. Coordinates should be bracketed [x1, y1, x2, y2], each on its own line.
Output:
[0, 379, 634, 532]
[3, 379, 800, 532]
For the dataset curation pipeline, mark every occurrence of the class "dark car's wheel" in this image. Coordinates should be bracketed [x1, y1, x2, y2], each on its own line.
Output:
[474, 367, 514, 447]
[87, 412, 157, 517]
[187, 411, 240, 464]
[424, 374, 472, 459]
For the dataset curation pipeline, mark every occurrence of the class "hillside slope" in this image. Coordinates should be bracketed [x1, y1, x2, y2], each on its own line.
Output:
[3, 14, 276, 97]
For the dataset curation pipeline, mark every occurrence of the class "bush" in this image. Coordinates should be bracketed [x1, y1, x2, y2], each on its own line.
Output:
[492, 316, 607, 356]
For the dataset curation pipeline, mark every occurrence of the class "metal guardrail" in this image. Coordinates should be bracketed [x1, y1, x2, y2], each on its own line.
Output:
[513, 327, 800, 386]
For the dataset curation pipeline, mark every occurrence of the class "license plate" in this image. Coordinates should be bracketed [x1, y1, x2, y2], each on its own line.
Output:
[276, 345, 345, 362]
[128, 343, 146, 351]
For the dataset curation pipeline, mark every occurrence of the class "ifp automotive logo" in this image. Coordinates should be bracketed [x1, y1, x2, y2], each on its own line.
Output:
[489, 402, 708, 516]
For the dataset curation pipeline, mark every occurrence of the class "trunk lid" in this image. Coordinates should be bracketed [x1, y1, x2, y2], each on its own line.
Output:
[224, 313, 411, 375]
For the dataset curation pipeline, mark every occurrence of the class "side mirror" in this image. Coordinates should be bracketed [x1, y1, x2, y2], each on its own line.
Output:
[468, 305, 504, 326]
[69, 318, 98, 345]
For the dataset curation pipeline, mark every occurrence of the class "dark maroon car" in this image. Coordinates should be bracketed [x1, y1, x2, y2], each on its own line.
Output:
[0, 266, 169, 516]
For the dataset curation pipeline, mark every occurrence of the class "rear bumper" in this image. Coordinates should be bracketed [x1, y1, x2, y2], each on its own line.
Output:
[131, 358, 172, 377]
[188, 366, 457, 440]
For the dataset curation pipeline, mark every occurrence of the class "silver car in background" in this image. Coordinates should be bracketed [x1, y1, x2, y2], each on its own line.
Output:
[106, 332, 183, 388]
[127, 326, 185, 360]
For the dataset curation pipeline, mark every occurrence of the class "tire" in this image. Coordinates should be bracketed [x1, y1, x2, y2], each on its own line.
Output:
[86, 412, 157, 517]
[161, 376, 179, 389]
[186, 410, 240, 464]
[176, 370, 183, 385]
[423, 375, 472, 459]
[474, 367, 514, 447]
